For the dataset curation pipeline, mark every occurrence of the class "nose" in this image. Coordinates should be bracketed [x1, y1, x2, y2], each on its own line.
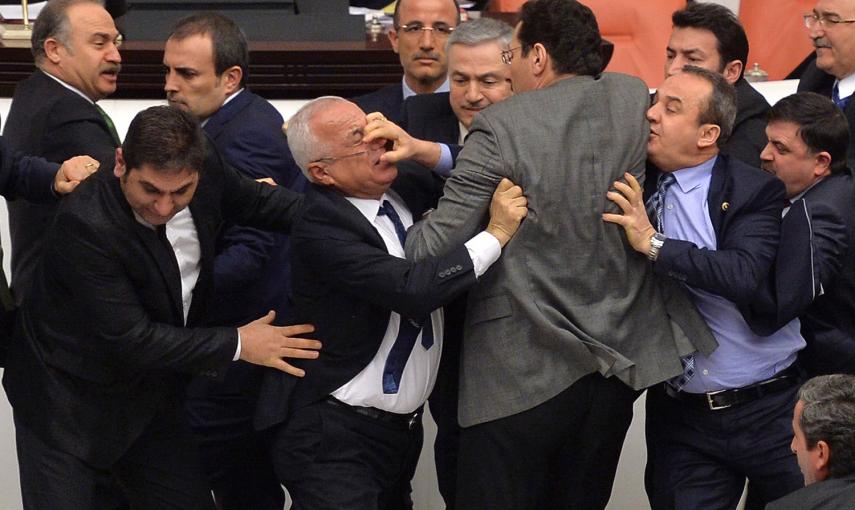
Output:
[164, 70, 177, 93]
[665, 56, 685, 78]
[646, 104, 658, 123]
[419, 29, 435, 50]
[809, 20, 824, 40]
[760, 142, 774, 163]
[153, 195, 174, 218]
[464, 82, 482, 105]
[107, 42, 121, 63]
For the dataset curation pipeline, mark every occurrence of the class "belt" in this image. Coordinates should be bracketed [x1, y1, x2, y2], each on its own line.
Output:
[663, 365, 800, 411]
[324, 396, 422, 430]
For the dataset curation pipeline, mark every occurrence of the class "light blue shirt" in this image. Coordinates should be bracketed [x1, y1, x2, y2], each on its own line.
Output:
[662, 156, 805, 393]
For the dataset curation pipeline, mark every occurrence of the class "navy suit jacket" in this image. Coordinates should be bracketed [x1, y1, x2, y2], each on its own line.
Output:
[3, 70, 119, 303]
[353, 83, 405, 125]
[723, 78, 771, 168]
[799, 60, 855, 170]
[646, 154, 787, 307]
[745, 170, 855, 375]
[402, 92, 460, 145]
[255, 169, 473, 431]
[204, 89, 306, 328]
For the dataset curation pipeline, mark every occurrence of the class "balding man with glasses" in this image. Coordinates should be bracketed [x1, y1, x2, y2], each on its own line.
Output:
[799, 0, 855, 168]
[354, 0, 461, 124]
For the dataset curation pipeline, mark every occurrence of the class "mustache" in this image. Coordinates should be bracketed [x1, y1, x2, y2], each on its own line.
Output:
[814, 37, 832, 49]
[101, 63, 122, 74]
[412, 52, 440, 61]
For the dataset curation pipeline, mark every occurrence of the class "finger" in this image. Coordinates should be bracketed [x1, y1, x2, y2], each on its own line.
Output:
[279, 337, 323, 350]
[270, 358, 306, 377]
[624, 172, 642, 193]
[606, 190, 633, 212]
[365, 112, 386, 123]
[495, 178, 514, 193]
[602, 213, 629, 226]
[509, 197, 528, 207]
[501, 185, 523, 199]
[611, 181, 639, 202]
[379, 149, 406, 164]
[281, 347, 321, 359]
[279, 323, 316, 336]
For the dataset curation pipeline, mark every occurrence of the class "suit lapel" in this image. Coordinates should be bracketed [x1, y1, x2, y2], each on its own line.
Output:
[37, 70, 118, 148]
[312, 185, 387, 251]
[706, 155, 729, 242]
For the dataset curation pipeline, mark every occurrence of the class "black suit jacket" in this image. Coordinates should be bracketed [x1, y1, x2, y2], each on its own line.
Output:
[647, 155, 787, 307]
[766, 474, 855, 510]
[353, 83, 405, 125]
[745, 170, 855, 374]
[722, 78, 771, 168]
[2, 140, 303, 468]
[799, 60, 855, 170]
[255, 173, 474, 431]
[2, 70, 119, 303]
[402, 92, 460, 145]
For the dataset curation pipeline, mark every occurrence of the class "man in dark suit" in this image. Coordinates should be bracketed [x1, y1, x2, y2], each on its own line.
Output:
[353, 0, 460, 124]
[767, 374, 855, 510]
[799, 0, 855, 169]
[663, 2, 770, 168]
[606, 66, 804, 509]
[162, 12, 304, 509]
[3, 0, 122, 304]
[2, 106, 318, 510]
[256, 97, 527, 509]
[747, 92, 855, 376]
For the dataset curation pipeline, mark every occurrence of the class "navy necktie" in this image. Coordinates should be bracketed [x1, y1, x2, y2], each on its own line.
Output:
[833, 83, 851, 111]
[645, 173, 677, 233]
[376, 199, 434, 394]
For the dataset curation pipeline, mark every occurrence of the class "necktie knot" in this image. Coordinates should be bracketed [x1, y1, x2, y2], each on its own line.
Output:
[833, 83, 851, 111]
[377, 199, 408, 246]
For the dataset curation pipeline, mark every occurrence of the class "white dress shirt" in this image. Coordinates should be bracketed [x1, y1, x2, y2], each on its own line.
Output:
[332, 189, 500, 413]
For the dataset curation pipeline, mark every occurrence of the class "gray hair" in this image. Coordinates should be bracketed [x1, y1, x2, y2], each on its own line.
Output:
[446, 17, 513, 51]
[799, 374, 855, 478]
[286, 96, 351, 181]
[681, 65, 737, 148]
[32, 0, 105, 65]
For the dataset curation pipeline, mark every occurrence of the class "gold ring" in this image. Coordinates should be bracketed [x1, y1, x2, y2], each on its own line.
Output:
[85, 163, 96, 168]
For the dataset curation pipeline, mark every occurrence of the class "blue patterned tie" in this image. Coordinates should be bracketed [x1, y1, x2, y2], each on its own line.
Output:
[377, 199, 434, 394]
[833, 83, 851, 111]
[645, 173, 677, 232]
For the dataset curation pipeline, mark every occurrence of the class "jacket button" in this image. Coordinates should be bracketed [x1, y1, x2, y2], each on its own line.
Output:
[455, 265, 463, 270]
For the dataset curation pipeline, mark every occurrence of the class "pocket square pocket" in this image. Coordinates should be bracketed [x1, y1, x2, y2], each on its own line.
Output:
[466, 294, 513, 326]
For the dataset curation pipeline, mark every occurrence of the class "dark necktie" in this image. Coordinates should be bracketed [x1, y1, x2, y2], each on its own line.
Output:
[95, 103, 121, 146]
[377, 199, 434, 394]
[833, 82, 852, 111]
[645, 173, 677, 232]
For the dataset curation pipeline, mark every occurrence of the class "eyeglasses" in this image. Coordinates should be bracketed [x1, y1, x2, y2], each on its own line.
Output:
[501, 46, 522, 65]
[396, 22, 455, 37]
[311, 150, 368, 165]
[803, 13, 855, 28]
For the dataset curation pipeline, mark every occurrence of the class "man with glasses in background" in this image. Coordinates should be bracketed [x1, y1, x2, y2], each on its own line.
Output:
[354, 0, 460, 124]
[799, 0, 855, 168]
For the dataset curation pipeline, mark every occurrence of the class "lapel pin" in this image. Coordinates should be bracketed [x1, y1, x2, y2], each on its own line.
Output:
[721, 202, 730, 212]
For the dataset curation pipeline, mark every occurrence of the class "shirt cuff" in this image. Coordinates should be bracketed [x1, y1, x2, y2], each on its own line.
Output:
[432, 144, 453, 178]
[233, 331, 242, 361]
[465, 231, 502, 278]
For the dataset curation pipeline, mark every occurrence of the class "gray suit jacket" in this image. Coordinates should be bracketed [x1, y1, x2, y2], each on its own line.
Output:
[405, 73, 716, 427]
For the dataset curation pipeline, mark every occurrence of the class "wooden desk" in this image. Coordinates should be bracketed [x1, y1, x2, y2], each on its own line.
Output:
[0, 38, 403, 99]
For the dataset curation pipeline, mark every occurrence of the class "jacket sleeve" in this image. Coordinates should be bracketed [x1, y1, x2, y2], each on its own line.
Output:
[0, 136, 59, 202]
[654, 176, 786, 306]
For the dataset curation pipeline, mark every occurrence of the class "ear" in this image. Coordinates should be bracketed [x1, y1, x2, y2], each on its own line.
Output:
[530, 43, 548, 77]
[697, 123, 721, 149]
[307, 162, 334, 186]
[814, 440, 832, 481]
[44, 37, 64, 65]
[113, 147, 126, 178]
[813, 151, 833, 179]
[221, 65, 243, 95]
[388, 29, 400, 54]
[721, 60, 743, 85]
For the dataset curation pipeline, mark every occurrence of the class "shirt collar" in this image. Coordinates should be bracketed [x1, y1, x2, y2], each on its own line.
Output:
[458, 121, 469, 145]
[42, 69, 95, 105]
[671, 156, 717, 194]
[836, 72, 855, 100]
[401, 77, 450, 100]
[200, 88, 245, 127]
[344, 189, 404, 224]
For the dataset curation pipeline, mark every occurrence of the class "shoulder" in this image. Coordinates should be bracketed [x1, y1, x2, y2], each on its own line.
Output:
[734, 79, 770, 120]
[798, 59, 835, 95]
[405, 91, 451, 113]
[716, 155, 786, 207]
[353, 84, 404, 121]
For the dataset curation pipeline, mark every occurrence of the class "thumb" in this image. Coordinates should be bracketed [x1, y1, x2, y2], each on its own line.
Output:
[253, 310, 276, 325]
[496, 178, 514, 193]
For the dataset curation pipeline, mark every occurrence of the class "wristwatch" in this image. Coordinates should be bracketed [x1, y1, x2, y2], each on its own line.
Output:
[648, 232, 666, 261]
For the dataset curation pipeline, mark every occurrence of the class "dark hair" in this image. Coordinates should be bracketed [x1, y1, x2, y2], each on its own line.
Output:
[672, 2, 749, 80]
[517, 0, 603, 77]
[799, 375, 855, 478]
[32, 0, 105, 64]
[122, 106, 204, 174]
[768, 92, 849, 174]
[393, 0, 461, 28]
[681, 65, 737, 147]
[169, 12, 250, 87]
